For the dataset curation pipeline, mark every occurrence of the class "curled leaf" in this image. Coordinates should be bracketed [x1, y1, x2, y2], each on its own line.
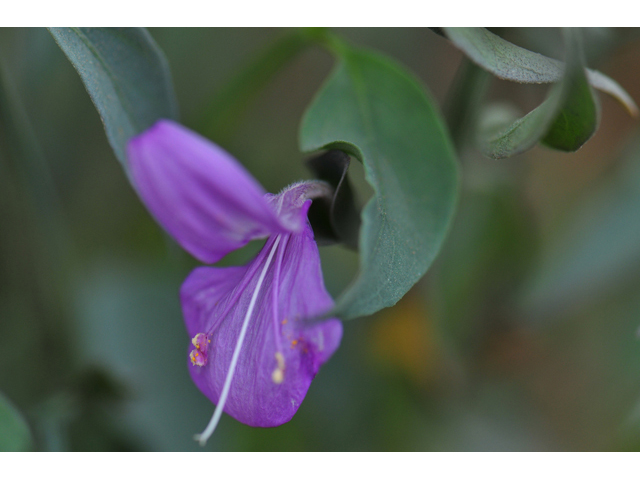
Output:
[477, 29, 599, 159]
[300, 45, 458, 320]
[443, 27, 638, 116]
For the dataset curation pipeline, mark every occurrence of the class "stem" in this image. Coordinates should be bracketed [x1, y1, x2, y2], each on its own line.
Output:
[194, 28, 322, 143]
[443, 57, 491, 153]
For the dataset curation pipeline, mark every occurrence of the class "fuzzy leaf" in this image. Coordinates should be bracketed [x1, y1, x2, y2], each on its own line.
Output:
[300, 46, 459, 320]
[443, 27, 638, 116]
[49, 28, 179, 172]
[477, 29, 600, 159]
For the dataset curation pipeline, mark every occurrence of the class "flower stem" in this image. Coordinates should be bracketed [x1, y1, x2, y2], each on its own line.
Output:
[194, 29, 319, 144]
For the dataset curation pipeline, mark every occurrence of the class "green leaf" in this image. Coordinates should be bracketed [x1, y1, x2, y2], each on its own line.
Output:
[540, 65, 598, 151]
[0, 392, 31, 451]
[477, 29, 599, 159]
[443, 27, 638, 116]
[48, 28, 179, 172]
[300, 46, 459, 320]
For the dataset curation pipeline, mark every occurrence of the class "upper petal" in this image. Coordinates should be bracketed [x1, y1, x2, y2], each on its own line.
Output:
[127, 120, 291, 264]
[181, 225, 342, 427]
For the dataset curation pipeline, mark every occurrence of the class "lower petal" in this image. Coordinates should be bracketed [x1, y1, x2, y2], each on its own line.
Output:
[181, 228, 342, 427]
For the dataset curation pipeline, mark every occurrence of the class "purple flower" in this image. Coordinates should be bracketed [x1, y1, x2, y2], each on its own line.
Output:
[127, 120, 343, 445]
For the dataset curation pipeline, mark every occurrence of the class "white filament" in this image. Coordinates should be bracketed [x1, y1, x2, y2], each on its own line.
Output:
[194, 235, 282, 446]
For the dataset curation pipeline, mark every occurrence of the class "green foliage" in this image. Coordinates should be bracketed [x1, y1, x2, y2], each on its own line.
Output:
[540, 67, 598, 151]
[443, 27, 637, 116]
[48, 28, 179, 172]
[301, 44, 459, 320]
[0, 392, 31, 451]
[7, 27, 640, 452]
[475, 29, 599, 158]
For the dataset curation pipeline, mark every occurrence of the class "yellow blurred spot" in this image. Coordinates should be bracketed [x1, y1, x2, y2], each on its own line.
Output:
[369, 292, 441, 386]
[272, 352, 285, 384]
[275, 352, 285, 369]
[272, 368, 284, 384]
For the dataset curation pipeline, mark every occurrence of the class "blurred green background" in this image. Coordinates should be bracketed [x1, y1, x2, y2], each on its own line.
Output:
[2, 27, 640, 451]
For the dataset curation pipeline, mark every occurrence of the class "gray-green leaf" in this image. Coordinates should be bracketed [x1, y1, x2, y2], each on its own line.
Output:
[443, 27, 638, 116]
[0, 392, 32, 451]
[48, 28, 179, 172]
[477, 29, 599, 159]
[300, 46, 459, 320]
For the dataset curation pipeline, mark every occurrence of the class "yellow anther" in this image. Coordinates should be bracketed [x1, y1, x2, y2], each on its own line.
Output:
[271, 352, 285, 384]
[291, 339, 298, 347]
[281, 319, 288, 325]
[275, 352, 285, 369]
[189, 345, 208, 368]
[271, 368, 284, 384]
[191, 333, 209, 352]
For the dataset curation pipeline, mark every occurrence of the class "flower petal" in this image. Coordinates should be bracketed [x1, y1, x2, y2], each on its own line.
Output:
[128, 120, 291, 264]
[265, 181, 333, 233]
[181, 225, 342, 427]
